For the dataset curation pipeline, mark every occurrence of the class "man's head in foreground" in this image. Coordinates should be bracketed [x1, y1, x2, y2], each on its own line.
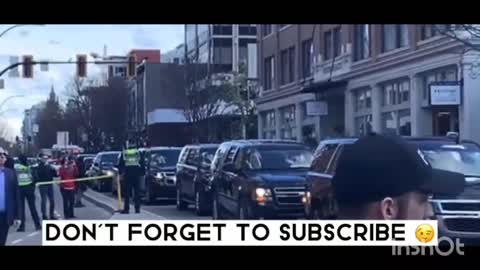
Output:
[332, 134, 465, 220]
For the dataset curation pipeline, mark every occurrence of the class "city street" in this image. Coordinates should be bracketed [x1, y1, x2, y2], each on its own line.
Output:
[6, 185, 112, 246]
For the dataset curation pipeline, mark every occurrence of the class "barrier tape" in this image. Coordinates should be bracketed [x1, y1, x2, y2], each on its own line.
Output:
[35, 174, 124, 210]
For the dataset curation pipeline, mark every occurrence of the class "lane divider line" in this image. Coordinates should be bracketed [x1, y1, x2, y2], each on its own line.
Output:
[11, 238, 23, 245]
[28, 232, 38, 237]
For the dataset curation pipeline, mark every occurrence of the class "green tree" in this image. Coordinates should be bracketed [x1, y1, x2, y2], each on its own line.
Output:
[221, 63, 258, 139]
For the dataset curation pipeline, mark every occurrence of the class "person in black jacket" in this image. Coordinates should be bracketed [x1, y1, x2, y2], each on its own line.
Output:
[34, 154, 57, 220]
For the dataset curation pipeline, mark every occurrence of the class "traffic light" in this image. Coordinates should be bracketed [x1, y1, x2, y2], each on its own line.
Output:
[22, 55, 33, 78]
[77, 54, 87, 77]
[127, 55, 136, 77]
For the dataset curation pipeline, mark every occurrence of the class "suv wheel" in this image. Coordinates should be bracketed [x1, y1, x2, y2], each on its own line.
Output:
[195, 189, 206, 216]
[238, 198, 253, 220]
[176, 186, 187, 211]
[212, 192, 222, 220]
[145, 177, 156, 205]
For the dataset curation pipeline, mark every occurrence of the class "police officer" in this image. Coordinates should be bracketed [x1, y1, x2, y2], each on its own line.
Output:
[118, 140, 145, 214]
[15, 155, 41, 231]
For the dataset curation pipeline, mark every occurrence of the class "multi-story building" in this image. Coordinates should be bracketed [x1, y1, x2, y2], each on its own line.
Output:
[162, 44, 185, 64]
[256, 24, 480, 144]
[94, 48, 161, 85]
[185, 24, 257, 74]
[21, 102, 45, 144]
[184, 24, 258, 141]
[127, 62, 190, 146]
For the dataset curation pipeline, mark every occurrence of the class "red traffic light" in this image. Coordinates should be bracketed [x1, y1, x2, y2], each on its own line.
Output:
[22, 55, 33, 78]
[77, 54, 87, 77]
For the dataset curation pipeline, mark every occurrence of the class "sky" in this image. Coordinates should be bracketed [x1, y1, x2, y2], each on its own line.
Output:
[0, 24, 184, 141]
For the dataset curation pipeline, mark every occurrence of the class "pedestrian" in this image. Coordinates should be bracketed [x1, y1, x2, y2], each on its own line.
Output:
[74, 156, 86, 207]
[0, 148, 21, 246]
[58, 157, 78, 219]
[14, 154, 41, 232]
[118, 140, 145, 214]
[35, 154, 57, 220]
[332, 133, 465, 220]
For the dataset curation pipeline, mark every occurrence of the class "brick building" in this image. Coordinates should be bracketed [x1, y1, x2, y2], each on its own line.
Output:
[256, 24, 480, 145]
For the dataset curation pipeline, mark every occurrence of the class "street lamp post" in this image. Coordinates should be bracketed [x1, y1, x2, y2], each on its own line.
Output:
[0, 24, 45, 39]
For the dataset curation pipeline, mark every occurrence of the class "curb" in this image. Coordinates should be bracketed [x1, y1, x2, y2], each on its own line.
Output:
[83, 190, 167, 220]
[83, 191, 118, 215]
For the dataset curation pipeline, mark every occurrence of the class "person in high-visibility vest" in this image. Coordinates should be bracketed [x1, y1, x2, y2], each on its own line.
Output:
[118, 141, 145, 214]
[15, 155, 41, 232]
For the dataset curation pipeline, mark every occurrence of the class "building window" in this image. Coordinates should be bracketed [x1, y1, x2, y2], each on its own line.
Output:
[354, 88, 372, 112]
[381, 110, 411, 136]
[382, 24, 409, 52]
[280, 106, 296, 140]
[355, 115, 372, 136]
[354, 24, 370, 61]
[381, 79, 410, 106]
[324, 27, 342, 60]
[333, 28, 342, 57]
[263, 56, 275, 90]
[212, 24, 232, 36]
[420, 24, 450, 40]
[421, 68, 458, 100]
[262, 110, 276, 139]
[280, 47, 295, 85]
[239, 25, 256, 36]
[262, 25, 273, 37]
[302, 39, 313, 78]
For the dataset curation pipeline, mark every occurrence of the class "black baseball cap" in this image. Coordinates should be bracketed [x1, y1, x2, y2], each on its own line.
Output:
[332, 134, 465, 204]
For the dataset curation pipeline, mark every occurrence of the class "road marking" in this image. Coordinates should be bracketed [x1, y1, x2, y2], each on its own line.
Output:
[142, 209, 167, 220]
[28, 232, 38, 237]
[11, 238, 23, 245]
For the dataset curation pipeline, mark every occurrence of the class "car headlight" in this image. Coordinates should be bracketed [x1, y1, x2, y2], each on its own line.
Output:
[255, 187, 272, 203]
[155, 172, 165, 179]
[302, 191, 311, 204]
[103, 170, 114, 177]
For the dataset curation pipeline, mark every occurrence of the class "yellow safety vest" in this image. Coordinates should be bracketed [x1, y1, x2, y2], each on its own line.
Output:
[15, 164, 33, 186]
[123, 149, 141, 167]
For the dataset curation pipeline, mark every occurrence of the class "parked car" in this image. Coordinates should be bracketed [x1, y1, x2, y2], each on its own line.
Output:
[304, 135, 480, 244]
[87, 151, 121, 192]
[210, 140, 313, 220]
[176, 144, 219, 215]
[142, 147, 182, 203]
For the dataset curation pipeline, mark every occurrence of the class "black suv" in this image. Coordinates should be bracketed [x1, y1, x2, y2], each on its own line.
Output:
[88, 151, 121, 192]
[210, 140, 313, 219]
[176, 144, 219, 215]
[143, 147, 182, 204]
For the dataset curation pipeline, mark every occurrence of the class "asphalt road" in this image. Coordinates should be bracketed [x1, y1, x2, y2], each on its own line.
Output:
[6, 185, 112, 246]
[142, 199, 211, 220]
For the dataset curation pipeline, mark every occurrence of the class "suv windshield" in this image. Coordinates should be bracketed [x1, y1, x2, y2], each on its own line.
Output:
[151, 149, 181, 167]
[421, 145, 480, 177]
[245, 146, 313, 170]
[102, 153, 119, 165]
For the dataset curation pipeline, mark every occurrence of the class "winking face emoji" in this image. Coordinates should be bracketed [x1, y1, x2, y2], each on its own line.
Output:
[415, 224, 435, 243]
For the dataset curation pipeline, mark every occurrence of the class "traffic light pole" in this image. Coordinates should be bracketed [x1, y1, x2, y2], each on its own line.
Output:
[0, 60, 143, 78]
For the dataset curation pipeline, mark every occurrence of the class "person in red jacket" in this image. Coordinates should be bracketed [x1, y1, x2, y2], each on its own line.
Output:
[59, 157, 78, 219]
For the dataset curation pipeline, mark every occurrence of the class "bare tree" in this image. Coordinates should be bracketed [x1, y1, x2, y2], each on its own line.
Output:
[436, 24, 480, 51]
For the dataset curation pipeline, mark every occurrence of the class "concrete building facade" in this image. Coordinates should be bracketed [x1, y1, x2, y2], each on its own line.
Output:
[256, 24, 480, 145]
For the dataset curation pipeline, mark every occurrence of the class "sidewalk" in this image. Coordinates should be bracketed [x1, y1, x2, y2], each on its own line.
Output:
[83, 189, 166, 220]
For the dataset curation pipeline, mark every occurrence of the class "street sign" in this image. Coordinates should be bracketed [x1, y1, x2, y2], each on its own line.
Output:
[8, 56, 19, 78]
[429, 81, 461, 106]
[306, 101, 328, 116]
[56, 131, 69, 147]
[40, 60, 49, 72]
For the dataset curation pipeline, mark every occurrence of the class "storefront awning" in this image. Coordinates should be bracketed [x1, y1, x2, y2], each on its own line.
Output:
[300, 80, 348, 94]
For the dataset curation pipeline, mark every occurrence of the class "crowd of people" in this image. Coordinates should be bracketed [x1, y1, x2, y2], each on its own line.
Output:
[0, 149, 85, 246]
